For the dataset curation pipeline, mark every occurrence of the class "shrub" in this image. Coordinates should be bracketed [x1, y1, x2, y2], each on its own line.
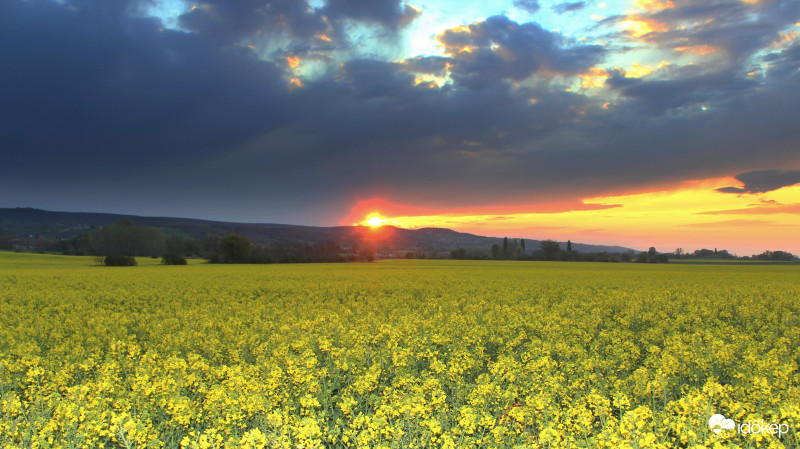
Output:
[103, 255, 137, 266]
[161, 254, 187, 265]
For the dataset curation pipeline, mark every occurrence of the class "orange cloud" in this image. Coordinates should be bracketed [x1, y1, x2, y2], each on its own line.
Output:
[674, 44, 721, 55]
[698, 203, 800, 215]
[620, 16, 669, 38]
[633, 0, 675, 12]
[771, 31, 798, 48]
[579, 67, 610, 88]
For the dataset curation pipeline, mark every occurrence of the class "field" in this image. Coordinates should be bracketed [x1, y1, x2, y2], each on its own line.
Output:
[0, 252, 798, 448]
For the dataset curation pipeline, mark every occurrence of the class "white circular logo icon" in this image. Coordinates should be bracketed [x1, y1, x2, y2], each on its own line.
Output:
[709, 414, 735, 434]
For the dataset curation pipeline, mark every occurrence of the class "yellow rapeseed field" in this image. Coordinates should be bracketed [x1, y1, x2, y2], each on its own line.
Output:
[0, 252, 798, 448]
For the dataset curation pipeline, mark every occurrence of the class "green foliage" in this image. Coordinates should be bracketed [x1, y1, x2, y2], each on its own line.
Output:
[451, 247, 467, 259]
[218, 234, 252, 263]
[540, 239, 562, 261]
[637, 247, 669, 263]
[161, 254, 187, 265]
[103, 255, 137, 266]
[90, 219, 165, 257]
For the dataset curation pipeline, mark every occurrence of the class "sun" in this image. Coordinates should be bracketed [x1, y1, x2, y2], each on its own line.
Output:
[365, 214, 387, 227]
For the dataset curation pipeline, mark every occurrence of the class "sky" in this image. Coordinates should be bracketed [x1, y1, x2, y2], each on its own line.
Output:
[2, 0, 800, 255]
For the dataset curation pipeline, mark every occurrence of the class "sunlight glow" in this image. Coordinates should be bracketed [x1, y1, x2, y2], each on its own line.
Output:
[633, 0, 675, 12]
[365, 215, 388, 227]
[620, 17, 669, 38]
[345, 179, 800, 255]
[579, 67, 609, 89]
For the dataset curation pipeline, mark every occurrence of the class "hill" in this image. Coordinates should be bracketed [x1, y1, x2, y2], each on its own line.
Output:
[0, 207, 635, 254]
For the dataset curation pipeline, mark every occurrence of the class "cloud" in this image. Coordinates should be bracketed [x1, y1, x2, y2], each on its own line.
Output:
[699, 204, 800, 215]
[0, 0, 290, 181]
[606, 65, 758, 114]
[678, 219, 778, 228]
[178, 0, 327, 43]
[614, 0, 800, 64]
[174, 0, 420, 62]
[717, 170, 800, 194]
[323, 0, 420, 31]
[396, 56, 451, 75]
[2, 0, 800, 225]
[553, 2, 587, 14]
[437, 15, 605, 88]
[514, 0, 541, 14]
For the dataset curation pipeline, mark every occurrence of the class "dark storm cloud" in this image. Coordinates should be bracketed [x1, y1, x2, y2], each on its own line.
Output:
[178, 0, 328, 42]
[437, 15, 604, 88]
[717, 170, 800, 194]
[176, 0, 419, 53]
[2, 0, 800, 224]
[0, 0, 290, 181]
[606, 65, 758, 114]
[398, 56, 451, 75]
[323, 0, 420, 31]
[762, 42, 800, 79]
[553, 2, 586, 14]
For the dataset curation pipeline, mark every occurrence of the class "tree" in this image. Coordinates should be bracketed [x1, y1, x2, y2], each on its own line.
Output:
[162, 254, 187, 265]
[165, 235, 192, 257]
[451, 248, 467, 259]
[357, 242, 376, 262]
[540, 240, 561, 261]
[90, 219, 164, 258]
[103, 255, 137, 266]
[219, 234, 252, 263]
[566, 240, 572, 252]
[491, 244, 501, 259]
[637, 247, 668, 263]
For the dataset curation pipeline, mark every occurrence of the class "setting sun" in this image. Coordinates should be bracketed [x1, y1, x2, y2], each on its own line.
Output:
[365, 215, 387, 227]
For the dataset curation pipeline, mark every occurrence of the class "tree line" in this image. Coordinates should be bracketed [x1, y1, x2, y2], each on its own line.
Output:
[671, 247, 799, 261]
[3, 221, 797, 264]
[450, 238, 666, 262]
[6, 219, 375, 266]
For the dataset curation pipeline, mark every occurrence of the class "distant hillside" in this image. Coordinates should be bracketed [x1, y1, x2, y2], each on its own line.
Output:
[0, 207, 635, 254]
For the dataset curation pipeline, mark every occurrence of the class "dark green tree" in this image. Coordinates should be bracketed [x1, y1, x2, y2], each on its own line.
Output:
[103, 255, 137, 266]
[451, 248, 467, 259]
[161, 254, 187, 265]
[540, 240, 561, 261]
[219, 234, 252, 263]
[90, 219, 164, 258]
[491, 244, 501, 259]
